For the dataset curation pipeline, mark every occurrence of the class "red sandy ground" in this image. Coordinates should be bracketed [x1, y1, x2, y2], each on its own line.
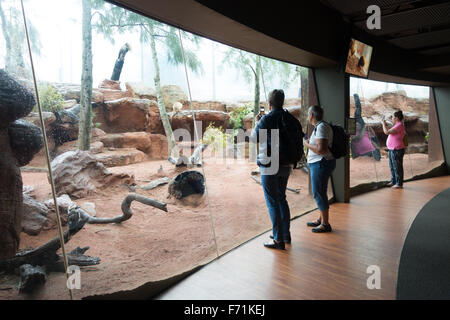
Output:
[0, 157, 316, 300]
[0, 153, 440, 299]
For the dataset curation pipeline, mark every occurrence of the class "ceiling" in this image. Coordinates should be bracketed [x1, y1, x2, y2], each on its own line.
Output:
[110, 0, 450, 85]
[320, 0, 450, 72]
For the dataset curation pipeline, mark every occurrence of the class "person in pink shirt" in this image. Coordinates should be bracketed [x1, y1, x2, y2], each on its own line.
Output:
[382, 111, 406, 189]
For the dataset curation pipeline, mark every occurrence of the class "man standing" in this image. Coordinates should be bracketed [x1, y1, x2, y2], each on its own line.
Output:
[251, 89, 303, 249]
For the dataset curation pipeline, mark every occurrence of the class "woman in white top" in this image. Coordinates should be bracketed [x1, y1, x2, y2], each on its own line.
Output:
[303, 105, 336, 233]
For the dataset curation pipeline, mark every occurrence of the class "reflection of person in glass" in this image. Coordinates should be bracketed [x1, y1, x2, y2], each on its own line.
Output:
[351, 94, 381, 161]
[382, 111, 406, 189]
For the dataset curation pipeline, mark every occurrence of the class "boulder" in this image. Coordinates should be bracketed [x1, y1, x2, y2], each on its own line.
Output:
[95, 148, 147, 167]
[22, 194, 48, 236]
[100, 132, 152, 154]
[44, 194, 75, 215]
[191, 101, 226, 112]
[0, 70, 36, 128]
[98, 79, 121, 90]
[51, 150, 135, 198]
[92, 127, 106, 139]
[98, 88, 131, 101]
[162, 85, 188, 111]
[169, 110, 230, 136]
[55, 140, 103, 156]
[97, 97, 153, 133]
[24, 112, 56, 128]
[149, 134, 169, 159]
[52, 105, 80, 145]
[8, 120, 44, 167]
[147, 100, 164, 134]
[125, 82, 157, 100]
[63, 99, 77, 109]
[52, 83, 104, 104]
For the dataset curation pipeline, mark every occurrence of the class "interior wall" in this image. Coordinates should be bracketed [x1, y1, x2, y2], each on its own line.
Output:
[313, 68, 350, 202]
[433, 86, 450, 171]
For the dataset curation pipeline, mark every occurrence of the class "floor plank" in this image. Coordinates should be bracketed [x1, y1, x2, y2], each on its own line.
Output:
[157, 175, 450, 300]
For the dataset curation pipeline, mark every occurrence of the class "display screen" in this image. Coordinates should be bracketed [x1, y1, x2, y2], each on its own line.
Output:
[345, 39, 373, 78]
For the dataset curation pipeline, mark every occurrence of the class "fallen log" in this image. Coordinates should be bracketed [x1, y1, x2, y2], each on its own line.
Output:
[141, 177, 169, 191]
[72, 193, 167, 224]
[19, 264, 46, 294]
[251, 175, 300, 194]
[0, 208, 91, 272]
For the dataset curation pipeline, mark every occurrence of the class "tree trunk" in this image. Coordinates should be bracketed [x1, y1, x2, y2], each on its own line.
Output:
[300, 68, 309, 129]
[252, 56, 261, 128]
[111, 43, 130, 81]
[78, 0, 93, 151]
[148, 25, 176, 156]
[0, 2, 12, 74]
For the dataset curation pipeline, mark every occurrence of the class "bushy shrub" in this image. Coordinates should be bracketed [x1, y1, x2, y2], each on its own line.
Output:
[202, 123, 231, 154]
[229, 103, 253, 130]
[34, 84, 64, 113]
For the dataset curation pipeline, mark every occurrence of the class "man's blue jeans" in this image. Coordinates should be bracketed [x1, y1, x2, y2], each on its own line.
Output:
[309, 158, 336, 212]
[261, 166, 291, 242]
[388, 149, 405, 186]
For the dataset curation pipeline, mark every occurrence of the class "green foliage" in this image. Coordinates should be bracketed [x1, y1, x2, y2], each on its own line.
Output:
[220, 48, 297, 92]
[201, 123, 230, 153]
[34, 84, 64, 113]
[92, 4, 203, 74]
[425, 132, 429, 142]
[229, 104, 253, 130]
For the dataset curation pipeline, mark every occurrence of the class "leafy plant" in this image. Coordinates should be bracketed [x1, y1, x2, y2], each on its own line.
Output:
[425, 132, 429, 142]
[34, 84, 64, 113]
[202, 123, 231, 154]
[229, 104, 253, 130]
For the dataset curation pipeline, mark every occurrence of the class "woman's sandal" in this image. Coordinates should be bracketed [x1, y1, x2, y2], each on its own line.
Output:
[306, 219, 321, 227]
[312, 224, 332, 233]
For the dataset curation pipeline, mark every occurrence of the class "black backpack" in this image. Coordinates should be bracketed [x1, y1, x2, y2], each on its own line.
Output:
[278, 109, 304, 166]
[328, 123, 348, 159]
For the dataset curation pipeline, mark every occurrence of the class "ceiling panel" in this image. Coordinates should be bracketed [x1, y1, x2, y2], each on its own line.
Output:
[420, 45, 450, 55]
[354, 2, 450, 35]
[389, 29, 450, 49]
[321, 0, 414, 15]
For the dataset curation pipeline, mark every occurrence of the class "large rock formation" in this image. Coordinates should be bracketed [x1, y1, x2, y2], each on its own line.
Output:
[52, 83, 104, 104]
[169, 110, 230, 136]
[161, 85, 188, 112]
[100, 132, 152, 154]
[22, 195, 48, 236]
[95, 148, 147, 167]
[51, 150, 135, 199]
[0, 69, 42, 259]
[94, 97, 164, 134]
[191, 101, 227, 112]
[125, 82, 157, 100]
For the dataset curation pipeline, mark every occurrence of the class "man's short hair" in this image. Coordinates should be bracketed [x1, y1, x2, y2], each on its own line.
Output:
[268, 89, 285, 109]
[308, 105, 324, 121]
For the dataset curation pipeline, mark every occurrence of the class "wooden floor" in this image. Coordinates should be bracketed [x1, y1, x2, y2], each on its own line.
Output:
[157, 175, 450, 300]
